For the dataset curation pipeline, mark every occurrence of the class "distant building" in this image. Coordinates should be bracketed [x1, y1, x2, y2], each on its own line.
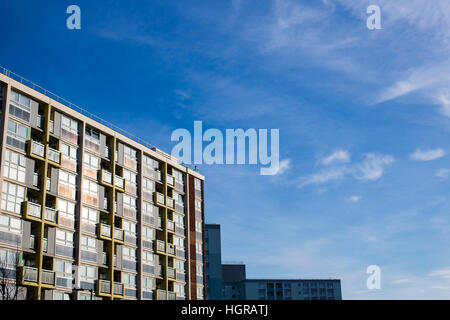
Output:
[205, 224, 222, 300]
[222, 263, 246, 300]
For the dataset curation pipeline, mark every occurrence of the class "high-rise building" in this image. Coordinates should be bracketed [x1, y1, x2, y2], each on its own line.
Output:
[205, 224, 222, 300]
[0, 68, 206, 300]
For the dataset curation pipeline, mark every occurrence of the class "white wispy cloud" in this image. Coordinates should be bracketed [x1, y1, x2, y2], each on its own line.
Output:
[428, 268, 450, 279]
[347, 195, 361, 203]
[320, 149, 351, 166]
[439, 94, 450, 118]
[274, 158, 292, 175]
[436, 168, 450, 179]
[299, 152, 394, 188]
[410, 149, 446, 161]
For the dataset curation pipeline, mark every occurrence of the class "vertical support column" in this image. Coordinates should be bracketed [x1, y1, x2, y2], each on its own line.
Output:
[109, 136, 116, 300]
[162, 162, 168, 296]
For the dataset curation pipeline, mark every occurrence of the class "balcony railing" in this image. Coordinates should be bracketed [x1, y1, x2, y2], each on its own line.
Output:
[46, 177, 51, 191]
[156, 240, 165, 253]
[167, 267, 176, 279]
[41, 269, 56, 285]
[115, 176, 124, 189]
[166, 197, 175, 209]
[29, 235, 36, 250]
[167, 220, 175, 232]
[156, 192, 165, 205]
[48, 147, 61, 164]
[36, 115, 44, 129]
[168, 291, 177, 300]
[99, 279, 111, 294]
[156, 289, 166, 300]
[49, 120, 54, 133]
[21, 266, 38, 283]
[32, 172, 39, 188]
[100, 223, 112, 238]
[100, 169, 112, 184]
[114, 227, 124, 241]
[102, 252, 108, 265]
[167, 243, 175, 255]
[156, 265, 163, 278]
[44, 207, 57, 223]
[30, 140, 45, 158]
[43, 238, 48, 252]
[114, 282, 124, 296]
[166, 175, 174, 186]
[26, 201, 42, 219]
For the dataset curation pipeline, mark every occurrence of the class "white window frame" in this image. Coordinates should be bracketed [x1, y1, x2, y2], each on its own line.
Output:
[55, 229, 74, 247]
[1, 181, 25, 214]
[0, 214, 22, 234]
[3, 149, 26, 183]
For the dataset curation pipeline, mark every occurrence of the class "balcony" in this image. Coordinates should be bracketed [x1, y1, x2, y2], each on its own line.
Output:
[156, 289, 166, 300]
[114, 227, 124, 242]
[99, 223, 112, 238]
[104, 146, 110, 159]
[29, 235, 37, 251]
[36, 115, 44, 129]
[21, 266, 38, 283]
[99, 279, 111, 294]
[114, 175, 125, 190]
[100, 169, 112, 185]
[166, 175, 174, 186]
[167, 220, 175, 232]
[166, 197, 175, 209]
[44, 207, 58, 224]
[46, 177, 51, 191]
[48, 147, 61, 165]
[156, 240, 165, 253]
[114, 282, 124, 296]
[41, 269, 56, 286]
[167, 243, 175, 256]
[49, 120, 54, 133]
[168, 291, 177, 300]
[30, 140, 45, 158]
[156, 265, 163, 278]
[167, 267, 176, 280]
[25, 201, 42, 220]
[101, 252, 108, 265]
[155, 192, 165, 206]
[43, 238, 48, 252]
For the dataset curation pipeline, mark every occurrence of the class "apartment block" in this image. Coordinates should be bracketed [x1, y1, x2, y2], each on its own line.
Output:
[0, 68, 206, 300]
[205, 224, 222, 300]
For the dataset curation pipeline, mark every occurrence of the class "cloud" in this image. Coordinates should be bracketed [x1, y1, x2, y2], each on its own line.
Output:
[347, 195, 361, 203]
[274, 158, 292, 175]
[299, 152, 394, 188]
[320, 149, 351, 166]
[438, 94, 450, 118]
[436, 169, 450, 179]
[410, 149, 446, 161]
[428, 268, 450, 279]
[356, 153, 395, 181]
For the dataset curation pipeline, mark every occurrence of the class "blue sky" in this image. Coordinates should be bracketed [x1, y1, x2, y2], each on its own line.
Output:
[2, 0, 450, 299]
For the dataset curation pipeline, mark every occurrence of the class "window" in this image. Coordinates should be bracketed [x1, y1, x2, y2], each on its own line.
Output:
[0, 214, 22, 234]
[142, 177, 154, 192]
[56, 229, 74, 247]
[79, 264, 96, 282]
[6, 118, 29, 150]
[53, 291, 70, 300]
[1, 181, 25, 214]
[173, 191, 184, 207]
[123, 194, 137, 211]
[0, 248, 20, 269]
[3, 149, 26, 183]
[142, 202, 156, 216]
[174, 282, 185, 297]
[194, 178, 201, 191]
[195, 220, 202, 233]
[122, 272, 136, 288]
[142, 251, 154, 265]
[173, 170, 184, 185]
[196, 263, 203, 276]
[84, 153, 99, 169]
[142, 226, 155, 240]
[59, 171, 77, 189]
[196, 242, 203, 255]
[124, 145, 137, 160]
[173, 213, 184, 228]
[81, 235, 97, 252]
[123, 169, 136, 185]
[54, 259, 72, 278]
[60, 142, 78, 162]
[81, 206, 98, 224]
[174, 259, 184, 273]
[173, 236, 185, 251]
[85, 127, 99, 142]
[61, 115, 78, 135]
[142, 276, 155, 291]
[9, 90, 31, 122]
[122, 220, 137, 236]
[143, 155, 158, 169]
[58, 199, 75, 217]
[82, 179, 98, 196]
[197, 286, 204, 299]
[123, 246, 136, 261]
[195, 199, 202, 212]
